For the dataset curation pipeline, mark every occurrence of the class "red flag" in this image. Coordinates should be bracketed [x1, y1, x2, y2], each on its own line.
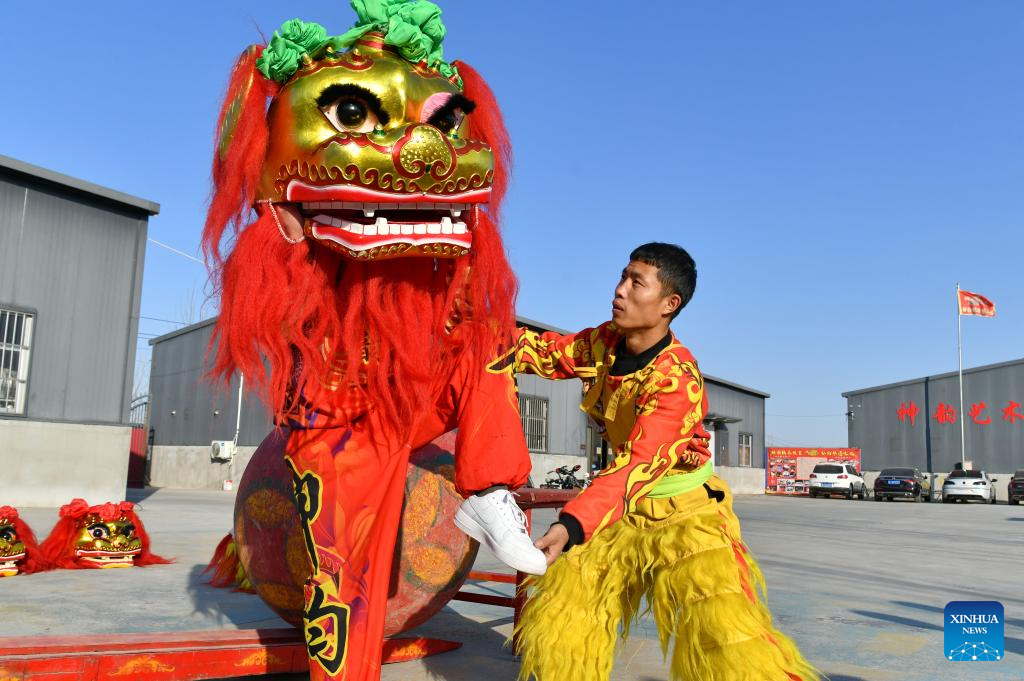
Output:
[958, 289, 995, 317]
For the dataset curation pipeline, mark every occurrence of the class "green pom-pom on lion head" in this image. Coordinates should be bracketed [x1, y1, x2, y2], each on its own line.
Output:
[256, 0, 461, 88]
[257, 19, 329, 83]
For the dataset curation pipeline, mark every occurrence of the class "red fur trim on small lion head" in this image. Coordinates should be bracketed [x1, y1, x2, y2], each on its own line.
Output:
[58, 498, 91, 520]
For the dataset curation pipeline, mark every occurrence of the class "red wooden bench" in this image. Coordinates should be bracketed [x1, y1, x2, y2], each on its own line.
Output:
[451, 487, 580, 649]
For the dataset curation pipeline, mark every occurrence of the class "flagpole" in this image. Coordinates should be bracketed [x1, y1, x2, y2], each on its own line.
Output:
[956, 283, 965, 469]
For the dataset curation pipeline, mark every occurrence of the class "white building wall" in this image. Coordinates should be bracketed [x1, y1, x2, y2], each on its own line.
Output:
[3, 420, 131, 507]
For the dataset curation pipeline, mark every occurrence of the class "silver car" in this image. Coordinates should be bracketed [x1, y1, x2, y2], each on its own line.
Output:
[942, 469, 998, 504]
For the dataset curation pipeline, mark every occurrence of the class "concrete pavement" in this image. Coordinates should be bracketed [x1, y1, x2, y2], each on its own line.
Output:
[1, 488, 1021, 679]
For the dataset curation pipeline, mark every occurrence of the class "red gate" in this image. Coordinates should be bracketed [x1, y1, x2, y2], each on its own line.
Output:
[128, 396, 149, 488]
[127, 426, 148, 488]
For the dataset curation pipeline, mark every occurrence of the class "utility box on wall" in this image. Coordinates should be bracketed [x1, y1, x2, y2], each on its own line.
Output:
[210, 440, 236, 462]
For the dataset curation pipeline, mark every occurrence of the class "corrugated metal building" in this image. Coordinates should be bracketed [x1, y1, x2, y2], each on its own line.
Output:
[148, 316, 769, 493]
[843, 358, 1024, 475]
[0, 155, 158, 506]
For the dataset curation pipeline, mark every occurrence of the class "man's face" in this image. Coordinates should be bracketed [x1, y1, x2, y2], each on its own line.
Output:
[611, 261, 678, 331]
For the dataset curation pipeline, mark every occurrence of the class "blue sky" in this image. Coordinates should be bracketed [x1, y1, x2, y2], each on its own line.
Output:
[3, 1, 1022, 446]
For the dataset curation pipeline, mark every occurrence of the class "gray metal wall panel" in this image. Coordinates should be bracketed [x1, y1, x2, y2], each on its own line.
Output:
[0, 181, 27, 297]
[0, 175, 146, 424]
[149, 323, 274, 447]
[846, 361, 1024, 473]
[705, 382, 766, 468]
[120, 221, 147, 421]
[846, 383, 928, 470]
[516, 374, 587, 456]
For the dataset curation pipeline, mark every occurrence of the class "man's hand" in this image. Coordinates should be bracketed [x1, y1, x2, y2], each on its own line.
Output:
[534, 523, 569, 566]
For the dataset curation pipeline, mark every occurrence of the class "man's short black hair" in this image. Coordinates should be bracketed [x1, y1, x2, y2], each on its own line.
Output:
[629, 242, 696, 319]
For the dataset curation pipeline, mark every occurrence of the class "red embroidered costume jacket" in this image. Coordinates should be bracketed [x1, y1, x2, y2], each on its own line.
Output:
[504, 322, 712, 544]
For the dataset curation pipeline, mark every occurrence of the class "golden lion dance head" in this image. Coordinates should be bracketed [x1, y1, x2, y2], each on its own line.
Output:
[203, 1, 517, 426]
[40, 499, 171, 569]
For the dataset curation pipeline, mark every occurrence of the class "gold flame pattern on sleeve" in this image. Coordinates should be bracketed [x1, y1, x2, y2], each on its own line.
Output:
[563, 351, 707, 540]
[503, 326, 603, 380]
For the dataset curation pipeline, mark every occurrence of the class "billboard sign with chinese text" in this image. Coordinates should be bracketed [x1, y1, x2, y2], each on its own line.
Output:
[766, 447, 862, 495]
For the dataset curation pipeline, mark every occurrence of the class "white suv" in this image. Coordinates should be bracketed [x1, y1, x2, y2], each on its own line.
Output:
[942, 469, 998, 504]
[808, 463, 868, 500]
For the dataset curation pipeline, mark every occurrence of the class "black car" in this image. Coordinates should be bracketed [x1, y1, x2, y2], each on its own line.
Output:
[1009, 470, 1024, 505]
[874, 467, 931, 502]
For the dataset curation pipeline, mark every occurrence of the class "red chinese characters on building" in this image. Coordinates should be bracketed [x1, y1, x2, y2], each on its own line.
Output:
[897, 402, 919, 425]
[894, 398, 1022, 426]
[933, 403, 956, 424]
[969, 402, 991, 425]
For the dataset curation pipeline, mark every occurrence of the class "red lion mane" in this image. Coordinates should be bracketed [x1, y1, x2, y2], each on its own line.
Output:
[203, 51, 517, 430]
[39, 499, 171, 569]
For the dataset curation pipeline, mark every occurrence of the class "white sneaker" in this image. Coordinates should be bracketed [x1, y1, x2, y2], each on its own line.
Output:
[454, 489, 547, 576]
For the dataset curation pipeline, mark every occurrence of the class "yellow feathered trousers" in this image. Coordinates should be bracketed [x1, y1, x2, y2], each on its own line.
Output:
[515, 475, 818, 681]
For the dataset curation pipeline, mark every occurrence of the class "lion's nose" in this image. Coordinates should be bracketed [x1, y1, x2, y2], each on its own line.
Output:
[396, 124, 454, 178]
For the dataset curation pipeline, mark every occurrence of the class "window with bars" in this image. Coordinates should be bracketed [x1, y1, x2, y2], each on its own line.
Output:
[1, 307, 34, 415]
[518, 394, 549, 452]
[738, 432, 753, 467]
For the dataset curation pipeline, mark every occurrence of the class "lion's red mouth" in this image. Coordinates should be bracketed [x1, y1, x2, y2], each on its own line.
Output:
[283, 179, 490, 205]
[284, 181, 487, 257]
[302, 201, 472, 252]
[76, 548, 142, 557]
[76, 548, 141, 567]
[0, 552, 25, 576]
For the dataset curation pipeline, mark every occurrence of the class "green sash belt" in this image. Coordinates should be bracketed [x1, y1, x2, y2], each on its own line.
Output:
[647, 461, 715, 499]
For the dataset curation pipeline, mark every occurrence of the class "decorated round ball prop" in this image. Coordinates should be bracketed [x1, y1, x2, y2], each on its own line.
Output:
[233, 429, 477, 635]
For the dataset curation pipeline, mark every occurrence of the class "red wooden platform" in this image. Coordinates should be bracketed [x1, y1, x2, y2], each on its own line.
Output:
[0, 488, 576, 680]
[0, 630, 460, 680]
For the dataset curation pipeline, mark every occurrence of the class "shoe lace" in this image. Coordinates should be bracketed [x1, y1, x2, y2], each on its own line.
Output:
[498, 491, 528, 531]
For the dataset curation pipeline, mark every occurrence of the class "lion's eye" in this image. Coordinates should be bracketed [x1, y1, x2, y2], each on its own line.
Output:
[320, 95, 382, 134]
[423, 93, 475, 136]
[432, 110, 463, 134]
[335, 98, 371, 128]
[121, 523, 135, 537]
[0, 528, 15, 542]
[317, 84, 390, 135]
[88, 523, 109, 540]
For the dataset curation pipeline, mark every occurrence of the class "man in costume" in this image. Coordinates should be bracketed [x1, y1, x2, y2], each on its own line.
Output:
[501, 243, 818, 681]
[203, 2, 544, 679]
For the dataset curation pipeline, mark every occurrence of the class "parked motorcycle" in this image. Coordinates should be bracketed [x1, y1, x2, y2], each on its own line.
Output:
[541, 464, 590, 489]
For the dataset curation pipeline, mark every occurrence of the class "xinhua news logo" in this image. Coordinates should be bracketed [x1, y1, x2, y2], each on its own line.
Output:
[944, 601, 1003, 662]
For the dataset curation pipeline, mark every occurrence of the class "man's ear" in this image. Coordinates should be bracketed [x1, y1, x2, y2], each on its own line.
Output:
[663, 293, 682, 318]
